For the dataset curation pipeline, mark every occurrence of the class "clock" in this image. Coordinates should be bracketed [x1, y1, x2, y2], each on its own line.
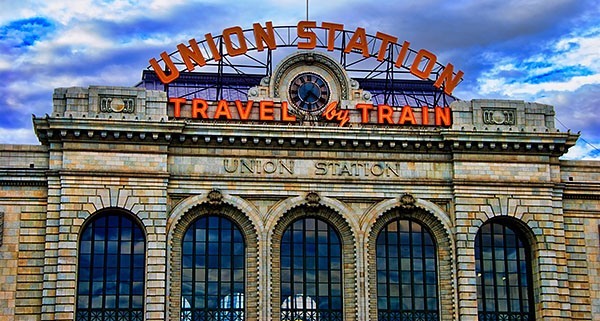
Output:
[288, 72, 330, 113]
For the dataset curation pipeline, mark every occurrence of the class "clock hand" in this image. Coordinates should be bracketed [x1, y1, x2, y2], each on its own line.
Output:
[309, 84, 320, 100]
[301, 85, 314, 101]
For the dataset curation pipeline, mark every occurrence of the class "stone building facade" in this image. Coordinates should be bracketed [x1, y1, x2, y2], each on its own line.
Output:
[1, 56, 600, 321]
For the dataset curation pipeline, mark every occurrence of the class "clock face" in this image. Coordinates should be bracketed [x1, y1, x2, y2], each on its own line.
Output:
[289, 73, 330, 112]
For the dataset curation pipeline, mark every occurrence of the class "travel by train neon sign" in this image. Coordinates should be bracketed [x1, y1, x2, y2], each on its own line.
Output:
[167, 98, 452, 128]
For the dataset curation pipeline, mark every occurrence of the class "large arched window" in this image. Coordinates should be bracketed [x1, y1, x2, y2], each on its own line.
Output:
[181, 215, 245, 321]
[280, 217, 343, 321]
[76, 211, 146, 321]
[376, 218, 439, 321]
[475, 220, 534, 320]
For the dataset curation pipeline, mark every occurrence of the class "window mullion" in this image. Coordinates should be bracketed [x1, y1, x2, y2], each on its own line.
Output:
[385, 224, 391, 316]
[503, 226, 512, 315]
[88, 221, 95, 314]
[102, 223, 108, 315]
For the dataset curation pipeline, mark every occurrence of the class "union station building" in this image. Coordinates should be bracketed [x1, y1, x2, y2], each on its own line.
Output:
[1, 22, 599, 321]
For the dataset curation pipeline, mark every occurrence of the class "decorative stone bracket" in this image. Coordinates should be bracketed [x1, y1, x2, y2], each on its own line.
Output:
[399, 193, 416, 209]
[207, 189, 223, 205]
[305, 192, 321, 207]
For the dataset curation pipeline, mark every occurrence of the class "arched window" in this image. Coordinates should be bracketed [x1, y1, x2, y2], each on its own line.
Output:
[376, 218, 439, 321]
[181, 215, 245, 321]
[475, 220, 534, 320]
[280, 217, 343, 321]
[76, 211, 146, 321]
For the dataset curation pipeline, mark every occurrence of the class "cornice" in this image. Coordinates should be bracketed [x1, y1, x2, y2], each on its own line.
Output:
[33, 116, 185, 145]
[562, 182, 600, 196]
[0, 170, 48, 186]
[55, 169, 171, 179]
[32, 117, 578, 157]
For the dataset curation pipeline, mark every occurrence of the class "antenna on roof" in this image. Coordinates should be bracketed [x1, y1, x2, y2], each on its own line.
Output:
[306, 0, 309, 20]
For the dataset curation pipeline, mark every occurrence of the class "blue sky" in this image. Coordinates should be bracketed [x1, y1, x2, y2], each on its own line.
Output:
[1, 0, 599, 159]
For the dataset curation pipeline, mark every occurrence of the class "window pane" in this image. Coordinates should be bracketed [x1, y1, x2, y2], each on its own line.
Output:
[376, 218, 439, 321]
[180, 216, 245, 320]
[280, 217, 343, 321]
[76, 212, 145, 320]
[475, 221, 534, 320]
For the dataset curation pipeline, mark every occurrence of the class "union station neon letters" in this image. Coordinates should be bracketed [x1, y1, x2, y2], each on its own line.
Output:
[150, 21, 464, 95]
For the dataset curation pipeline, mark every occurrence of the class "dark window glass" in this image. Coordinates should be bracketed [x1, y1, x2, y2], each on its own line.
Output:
[76, 213, 145, 321]
[376, 219, 438, 321]
[181, 216, 245, 321]
[280, 218, 343, 321]
[475, 221, 534, 320]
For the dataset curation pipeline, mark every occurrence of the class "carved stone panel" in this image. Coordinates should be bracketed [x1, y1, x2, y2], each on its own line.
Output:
[482, 108, 516, 125]
[99, 96, 136, 113]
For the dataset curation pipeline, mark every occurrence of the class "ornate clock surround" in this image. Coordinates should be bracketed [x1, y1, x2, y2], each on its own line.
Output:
[270, 51, 353, 116]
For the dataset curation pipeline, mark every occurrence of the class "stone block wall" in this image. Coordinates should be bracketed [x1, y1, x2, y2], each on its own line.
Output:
[451, 99, 556, 131]
[0, 145, 49, 320]
[2, 89, 599, 321]
[562, 160, 600, 321]
[39, 175, 169, 321]
[52, 86, 167, 121]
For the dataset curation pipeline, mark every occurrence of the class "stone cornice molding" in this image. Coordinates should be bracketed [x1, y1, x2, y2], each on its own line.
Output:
[33, 116, 579, 157]
[0, 180, 47, 187]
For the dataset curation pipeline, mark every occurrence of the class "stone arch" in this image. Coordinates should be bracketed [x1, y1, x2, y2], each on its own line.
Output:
[166, 192, 260, 321]
[265, 194, 360, 234]
[79, 207, 148, 238]
[470, 210, 539, 252]
[362, 197, 452, 241]
[75, 203, 151, 240]
[167, 191, 264, 235]
[365, 198, 455, 321]
[270, 203, 358, 321]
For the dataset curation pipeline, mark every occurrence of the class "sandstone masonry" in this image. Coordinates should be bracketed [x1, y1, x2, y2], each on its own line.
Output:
[0, 86, 598, 321]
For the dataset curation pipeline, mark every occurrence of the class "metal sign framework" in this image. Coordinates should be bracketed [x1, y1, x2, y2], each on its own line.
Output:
[140, 24, 460, 108]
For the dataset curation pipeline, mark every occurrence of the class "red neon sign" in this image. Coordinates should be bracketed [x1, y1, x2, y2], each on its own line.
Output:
[149, 21, 464, 95]
[168, 98, 452, 127]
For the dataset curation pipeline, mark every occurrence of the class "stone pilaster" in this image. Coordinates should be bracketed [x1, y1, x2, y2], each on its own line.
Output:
[453, 196, 479, 321]
[40, 175, 61, 320]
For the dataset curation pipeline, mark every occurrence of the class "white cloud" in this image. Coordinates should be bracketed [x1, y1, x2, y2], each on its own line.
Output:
[0, 2, 38, 24]
[35, 0, 142, 24]
[18, 28, 112, 68]
[0, 127, 39, 145]
[0, 58, 11, 70]
[148, 0, 194, 11]
[491, 74, 600, 96]
[478, 28, 600, 98]
[562, 140, 600, 160]
[553, 30, 600, 68]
